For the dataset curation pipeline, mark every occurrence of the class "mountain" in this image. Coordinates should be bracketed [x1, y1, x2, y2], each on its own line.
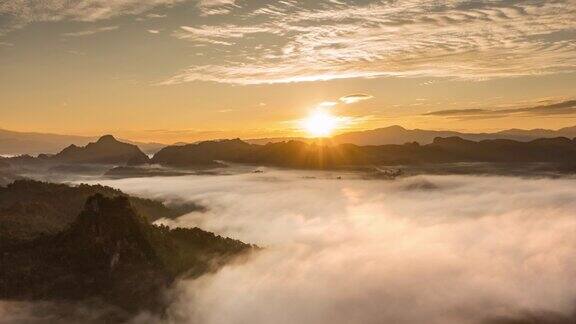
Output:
[246, 125, 576, 146]
[497, 125, 576, 139]
[0, 193, 252, 316]
[331, 125, 482, 145]
[4, 125, 576, 157]
[151, 138, 255, 167]
[0, 180, 203, 244]
[150, 137, 576, 170]
[52, 135, 150, 165]
[0, 128, 165, 156]
[246, 136, 309, 145]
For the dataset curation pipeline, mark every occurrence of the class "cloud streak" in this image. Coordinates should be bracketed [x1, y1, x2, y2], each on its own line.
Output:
[163, 0, 576, 85]
[340, 94, 373, 104]
[424, 99, 576, 119]
[0, 0, 185, 24]
[62, 26, 119, 37]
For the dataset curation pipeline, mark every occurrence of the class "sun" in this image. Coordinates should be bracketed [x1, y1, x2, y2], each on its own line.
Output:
[301, 109, 340, 137]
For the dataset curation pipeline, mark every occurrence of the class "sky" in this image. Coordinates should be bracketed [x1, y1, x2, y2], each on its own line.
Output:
[0, 0, 575, 143]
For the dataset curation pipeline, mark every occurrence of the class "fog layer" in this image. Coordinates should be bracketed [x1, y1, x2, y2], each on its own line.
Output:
[80, 171, 576, 324]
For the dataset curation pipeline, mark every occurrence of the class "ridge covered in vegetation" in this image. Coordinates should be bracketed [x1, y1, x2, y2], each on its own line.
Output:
[0, 190, 254, 317]
[0, 180, 203, 245]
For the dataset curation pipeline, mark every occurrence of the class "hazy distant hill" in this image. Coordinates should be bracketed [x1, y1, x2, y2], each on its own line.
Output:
[0, 128, 165, 155]
[332, 125, 487, 145]
[247, 125, 576, 146]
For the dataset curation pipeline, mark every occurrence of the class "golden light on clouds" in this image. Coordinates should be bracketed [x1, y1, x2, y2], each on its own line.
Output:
[0, 0, 574, 141]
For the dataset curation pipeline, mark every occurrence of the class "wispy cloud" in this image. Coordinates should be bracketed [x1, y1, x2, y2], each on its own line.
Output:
[340, 94, 373, 104]
[62, 26, 119, 37]
[2, 0, 575, 86]
[0, 0, 187, 24]
[424, 99, 576, 119]
[163, 0, 576, 85]
[197, 0, 237, 15]
[174, 25, 272, 45]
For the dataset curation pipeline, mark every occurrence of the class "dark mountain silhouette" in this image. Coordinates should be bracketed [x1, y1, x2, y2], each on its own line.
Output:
[52, 135, 149, 165]
[151, 137, 576, 170]
[2, 136, 151, 169]
[0, 180, 203, 244]
[0, 193, 252, 316]
[151, 138, 254, 167]
[5, 125, 576, 157]
[0, 128, 165, 155]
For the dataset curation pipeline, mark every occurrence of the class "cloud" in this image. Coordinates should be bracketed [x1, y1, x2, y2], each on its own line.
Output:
[424, 99, 576, 119]
[173, 25, 272, 45]
[0, 0, 243, 40]
[2, 0, 575, 85]
[62, 26, 119, 37]
[197, 0, 238, 15]
[146, 13, 167, 18]
[69, 171, 576, 324]
[162, 0, 576, 85]
[0, 0, 187, 24]
[148, 29, 161, 34]
[339, 94, 373, 104]
[318, 101, 338, 108]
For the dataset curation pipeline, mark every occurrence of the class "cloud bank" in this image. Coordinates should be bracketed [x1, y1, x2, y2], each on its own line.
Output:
[70, 170, 576, 324]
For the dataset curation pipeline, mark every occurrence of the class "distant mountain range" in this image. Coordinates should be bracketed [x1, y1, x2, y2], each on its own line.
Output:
[6, 133, 576, 173]
[247, 125, 576, 146]
[4, 125, 576, 156]
[0, 128, 165, 155]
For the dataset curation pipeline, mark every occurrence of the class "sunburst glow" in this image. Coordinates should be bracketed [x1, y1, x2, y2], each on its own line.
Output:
[301, 109, 340, 137]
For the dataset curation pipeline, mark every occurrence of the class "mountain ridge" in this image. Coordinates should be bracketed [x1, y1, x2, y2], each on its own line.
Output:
[247, 125, 576, 146]
[52, 135, 149, 165]
[0, 186, 253, 316]
[0, 128, 165, 156]
[150, 136, 576, 170]
[5, 125, 576, 156]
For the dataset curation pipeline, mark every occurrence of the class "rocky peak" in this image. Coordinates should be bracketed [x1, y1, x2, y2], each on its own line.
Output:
[52, 135, 149, 165]
[73, 194, 153, 255]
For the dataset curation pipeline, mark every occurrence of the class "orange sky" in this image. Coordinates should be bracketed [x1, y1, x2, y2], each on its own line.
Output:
[0, 0, 575, 143]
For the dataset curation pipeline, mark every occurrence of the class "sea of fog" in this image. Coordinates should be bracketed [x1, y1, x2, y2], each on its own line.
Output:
[5, 170, 576, 323]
